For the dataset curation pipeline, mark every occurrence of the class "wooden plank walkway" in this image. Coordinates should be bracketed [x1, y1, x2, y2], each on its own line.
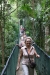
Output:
[16, 63, 37, 75]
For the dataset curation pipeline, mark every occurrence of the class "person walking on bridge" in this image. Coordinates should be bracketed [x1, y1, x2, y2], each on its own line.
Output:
[17, 37, 40, 75]
[19, 32, 27, 48]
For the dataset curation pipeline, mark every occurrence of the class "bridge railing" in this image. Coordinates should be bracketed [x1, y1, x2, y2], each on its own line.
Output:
[34, 44, 50, 75]
[1, 42, 19, 75]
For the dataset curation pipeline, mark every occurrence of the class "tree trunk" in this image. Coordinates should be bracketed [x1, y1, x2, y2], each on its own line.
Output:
[0, 22, 5, 66]
[45, 26, 49, 51]
[31, 0, 34, 8]
[0, 1, 5, 66]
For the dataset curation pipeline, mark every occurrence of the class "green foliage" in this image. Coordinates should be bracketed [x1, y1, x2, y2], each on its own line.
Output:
[21, 4, 34, 17]
[0, 0, 2, 4]
[17, 0, 34, 18]
[8, 0, 16, 3]
[17, 10, 27, 18]
[17, 0, 50, 51]
[5, 18, 19, 58]
[0, 0, 19, 71]
[0, 0, 50, 72]
[24, 17, 34, 39]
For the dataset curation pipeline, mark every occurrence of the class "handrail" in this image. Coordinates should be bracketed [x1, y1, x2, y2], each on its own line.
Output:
[33, 44, 50, 75]
[1, 18, 50, 75]
[1, 43, 19, 75]
[1, 45, 16, 75]
[1, 21, 19, 75]
[33, 43, 50, 58]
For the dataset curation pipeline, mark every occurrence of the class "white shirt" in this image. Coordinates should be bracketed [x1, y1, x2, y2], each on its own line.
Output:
[21, 46, 36, 65]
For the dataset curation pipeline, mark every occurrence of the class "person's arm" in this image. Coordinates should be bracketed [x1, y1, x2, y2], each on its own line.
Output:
[18, 49, 23, 64]
[16, 49, 23, 71]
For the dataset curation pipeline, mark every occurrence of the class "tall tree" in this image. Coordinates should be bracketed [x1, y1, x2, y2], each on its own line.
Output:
[0, 0, 5, 66]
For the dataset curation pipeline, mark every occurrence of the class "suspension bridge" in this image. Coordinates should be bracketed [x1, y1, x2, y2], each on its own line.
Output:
[1, 20, 50, 75]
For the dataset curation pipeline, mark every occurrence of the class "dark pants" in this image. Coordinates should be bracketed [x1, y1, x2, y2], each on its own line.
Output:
[28, 66, 34, 75]
[22, 65, 34, 75]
